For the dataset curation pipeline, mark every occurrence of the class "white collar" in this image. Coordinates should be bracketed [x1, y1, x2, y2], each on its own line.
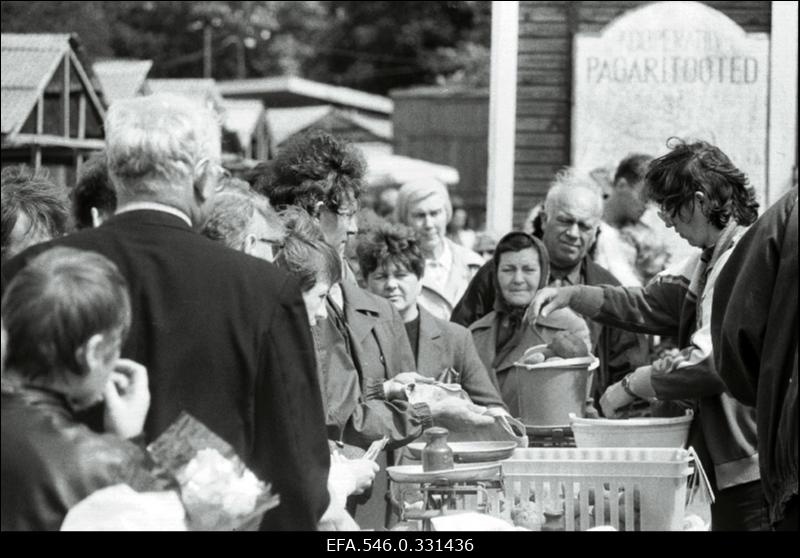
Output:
[427, 238, 452, 267]
[115, 202, 193, 227]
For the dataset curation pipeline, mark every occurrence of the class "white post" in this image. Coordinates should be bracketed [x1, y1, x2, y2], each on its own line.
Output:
[486, 0, 519, 235]
[768, 0, 798, 206]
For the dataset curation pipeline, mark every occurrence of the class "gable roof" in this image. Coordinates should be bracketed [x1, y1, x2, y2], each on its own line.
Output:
[221, 99, 265, 148]
[147, 78, 224, 113]
[265, 105, 392, 148]
[93, 59, 153, 104]
[217, 75, 393, 116]
[1, 33, 106, 137]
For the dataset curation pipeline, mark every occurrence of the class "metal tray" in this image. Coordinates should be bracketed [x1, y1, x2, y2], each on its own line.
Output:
[405, 441, 518, 463]
[387, 462, 502, 483]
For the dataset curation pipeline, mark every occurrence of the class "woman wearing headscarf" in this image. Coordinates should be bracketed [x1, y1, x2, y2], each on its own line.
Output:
[468, 231, 591, 417]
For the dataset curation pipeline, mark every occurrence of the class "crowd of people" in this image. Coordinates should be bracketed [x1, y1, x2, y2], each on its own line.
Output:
[0, 92, 796, 532]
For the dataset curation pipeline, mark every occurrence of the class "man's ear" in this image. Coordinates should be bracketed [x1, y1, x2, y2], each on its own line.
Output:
[242, 233, 257, 256]
[694, 190, 709, 215]
[539, 211, 549, 226]
[193, 161, 217, 205]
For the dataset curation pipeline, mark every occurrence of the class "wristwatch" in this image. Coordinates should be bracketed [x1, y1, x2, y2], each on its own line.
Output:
[621, 374, 639, 399]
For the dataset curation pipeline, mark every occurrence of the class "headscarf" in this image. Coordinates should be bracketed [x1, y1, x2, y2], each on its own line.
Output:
[492, 232, 550, 361]
[394, 178, 453, 226]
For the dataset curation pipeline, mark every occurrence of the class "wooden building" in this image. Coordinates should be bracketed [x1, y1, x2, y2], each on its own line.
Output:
[391, 86, 490, 227]
[222, 99, 269, 161]
[264, 105, 392, 157]
[1, 33, 107, 188]
[510, 1, 775, 226]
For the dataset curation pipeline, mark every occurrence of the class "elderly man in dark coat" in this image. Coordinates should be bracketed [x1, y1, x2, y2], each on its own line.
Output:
[1, 94, 330, 531]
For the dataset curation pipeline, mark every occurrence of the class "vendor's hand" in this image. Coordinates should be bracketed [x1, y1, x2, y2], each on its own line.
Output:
[103, 359, 150, 439]
[525, 286, 578, 323]
[598, 380, 635, 418]
[429, 397, 495, 430]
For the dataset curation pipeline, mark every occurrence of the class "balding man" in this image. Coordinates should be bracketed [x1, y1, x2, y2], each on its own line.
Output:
[1, 93, 330, 530]
[451, 170, 650, 410]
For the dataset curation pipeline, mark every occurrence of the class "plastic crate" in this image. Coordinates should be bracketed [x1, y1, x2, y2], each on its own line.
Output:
[501, 447, 693, 531]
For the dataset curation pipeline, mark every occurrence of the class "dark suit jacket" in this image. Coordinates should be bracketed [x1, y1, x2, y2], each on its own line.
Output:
[415, 307, 506, 409]
[1, 210, 330, 531]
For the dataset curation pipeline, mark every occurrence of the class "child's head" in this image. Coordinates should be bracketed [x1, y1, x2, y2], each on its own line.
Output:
[1, 247, 132, 409]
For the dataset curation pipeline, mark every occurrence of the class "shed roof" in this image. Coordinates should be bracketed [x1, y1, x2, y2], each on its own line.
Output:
[1, 33, 106, 137]
[265, 105, 392, 148]
[218, 75, 393, 115]
[93, 59, 153, 104]
[359, 144, 459, 187]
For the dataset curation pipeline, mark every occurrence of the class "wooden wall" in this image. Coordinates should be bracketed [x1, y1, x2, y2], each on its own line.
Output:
[392, 88, 490, 228]
[513, 0, 772, 227]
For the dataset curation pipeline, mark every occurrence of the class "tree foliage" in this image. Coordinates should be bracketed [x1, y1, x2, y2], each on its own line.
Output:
[1, 0, 490, 94]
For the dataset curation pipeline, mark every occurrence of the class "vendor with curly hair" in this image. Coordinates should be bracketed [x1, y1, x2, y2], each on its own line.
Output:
[530, 138, 764, 531]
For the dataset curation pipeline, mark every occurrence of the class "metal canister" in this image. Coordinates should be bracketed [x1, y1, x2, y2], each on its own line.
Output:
[421, 427, 454, 472]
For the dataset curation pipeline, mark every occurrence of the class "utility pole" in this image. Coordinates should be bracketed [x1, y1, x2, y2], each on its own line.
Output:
[203, 25, 213, 78]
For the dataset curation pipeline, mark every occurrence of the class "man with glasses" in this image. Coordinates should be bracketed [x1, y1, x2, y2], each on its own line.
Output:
[257, 130, 493, 529]
[201, 190, 285, 262]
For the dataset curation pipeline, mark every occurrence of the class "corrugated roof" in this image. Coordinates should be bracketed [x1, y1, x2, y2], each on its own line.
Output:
[218, 76, 393, 115]
[221, 99, 265, 148]
[147, 78, 224, 113]
[1, 34, 70, 134]
[93, 59, 153, 104]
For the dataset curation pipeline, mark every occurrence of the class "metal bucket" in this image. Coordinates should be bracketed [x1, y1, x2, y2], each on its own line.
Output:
[510, 357, 599, 426]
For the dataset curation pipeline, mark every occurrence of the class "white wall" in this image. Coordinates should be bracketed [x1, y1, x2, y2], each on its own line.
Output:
[486, 1, 519, 235]
[768, 0, 799, 206]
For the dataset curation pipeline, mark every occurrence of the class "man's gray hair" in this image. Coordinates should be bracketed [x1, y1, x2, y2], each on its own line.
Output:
[543, 168, 604, 220]
[200, 190, 283, 249]
[104, 93, 221, 204]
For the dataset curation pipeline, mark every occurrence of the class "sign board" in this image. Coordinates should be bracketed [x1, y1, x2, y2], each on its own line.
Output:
[573, 1, 769, 204]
